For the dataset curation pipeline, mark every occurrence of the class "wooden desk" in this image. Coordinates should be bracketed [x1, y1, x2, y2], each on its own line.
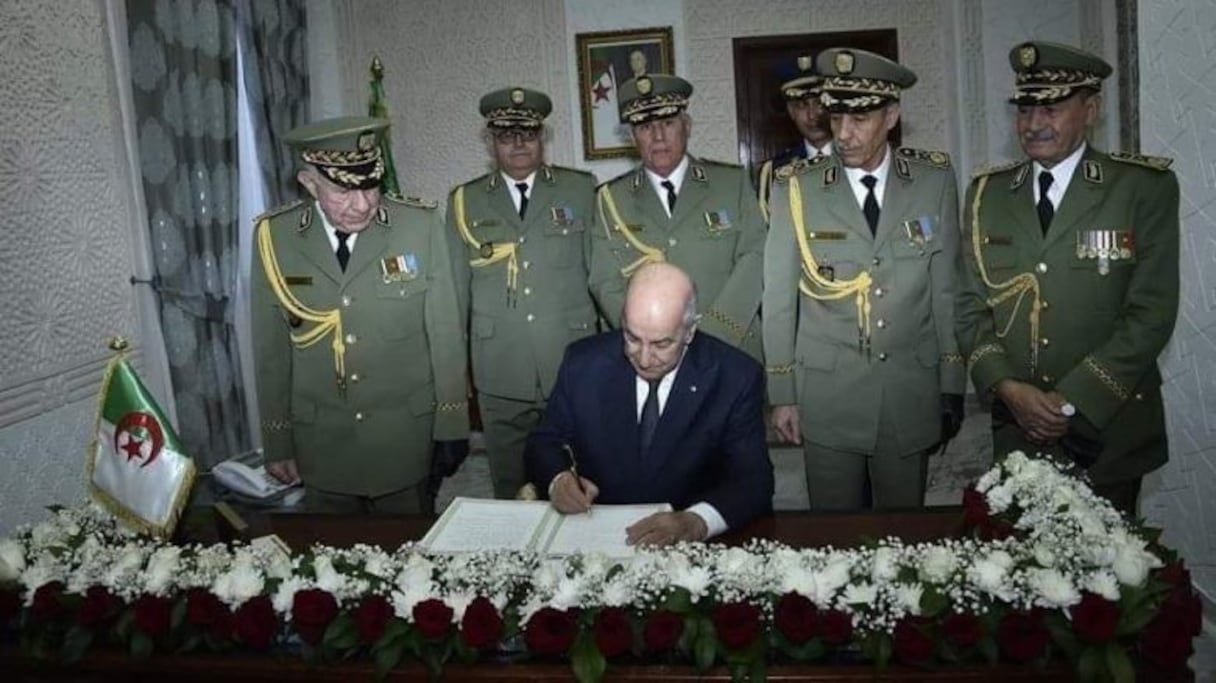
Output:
[0, 509, 1124, 682]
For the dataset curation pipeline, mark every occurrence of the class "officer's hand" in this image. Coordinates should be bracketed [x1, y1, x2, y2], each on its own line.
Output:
[551, 470, 599, 514]
[996, 380, 1068, 444]
[940, 393, 965, 443]
[771, 405, 802, 444]
[432, 440, 470, 478]
[266, 459, 300, 485]
[626, 511, 707, 546]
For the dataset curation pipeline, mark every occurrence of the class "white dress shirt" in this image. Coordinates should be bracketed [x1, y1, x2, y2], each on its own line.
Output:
[318, 202, 358, 253]
[805, 140, 833, 158]
[843, 144, 892, 211]
[1032, 143, 1086, 212]
[644, 155, 690, 217]
[501, 170, 537, 214]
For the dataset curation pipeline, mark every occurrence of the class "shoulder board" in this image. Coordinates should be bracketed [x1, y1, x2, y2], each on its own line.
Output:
[549, 164, 596, 179]
[1107, 151, 1173, 171]
[897, 147, 951, 169]
[385, 194, 438, 210]
[971, 159, 1026, 179]
[254, 198, 306, 224]
[698, 158, 742, 169]
[602, 168, 636, 188]
[773, 155, 828, 183]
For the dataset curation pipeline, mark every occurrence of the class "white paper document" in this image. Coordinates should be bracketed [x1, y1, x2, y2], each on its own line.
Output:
[420, 497, 672, 558]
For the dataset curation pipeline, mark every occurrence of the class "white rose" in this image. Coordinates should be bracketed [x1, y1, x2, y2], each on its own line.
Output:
[550, 575, 584, 610]
[968, 552, 1012, 596]
[895, 583, 924, 615]
[1032, 543, 1056, 568]
[273, 577, 307, 615]
[671, 565, 712, 602]
[842, 581, 877, 607]
[919, 546, 957, 584]
[1112, 546, 1153, 587]
[145, 546, 181, 595]
[0, 539, 26, 582]
[871, 548, 899, 584]
[986, 484, 1014, 513]
[975, 468, 1001, 493]
[363, 553, 392, 580]
[601, 576, 633, 607]
[1084, 571, 1120, 602]
[811, 558, 853, 607]
[213, 556, 265, 607]
[779, 566, 816, 597]
[446, 591, 473, 621]
[1028, 568, 1081, 608]
[314, 555, 347, 595]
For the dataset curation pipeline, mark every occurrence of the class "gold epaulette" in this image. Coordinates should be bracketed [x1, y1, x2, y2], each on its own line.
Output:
[1108, 151, 1173, 171]
[386, 194, 438, 210]
[254, 199, 306, 225]
[897, 147, 952, 168]
[971, 159, 1025, 179]
[774, 155, 828, 183]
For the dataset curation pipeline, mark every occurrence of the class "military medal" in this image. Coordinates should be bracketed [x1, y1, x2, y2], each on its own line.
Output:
[704, 209, 732, 230]
[550, 206, 574, 225]
[1118, 230, 1134, 259]
[903, 216, 934, 246]
[479, 242, 495, 258]
[381, 252, 419, 283]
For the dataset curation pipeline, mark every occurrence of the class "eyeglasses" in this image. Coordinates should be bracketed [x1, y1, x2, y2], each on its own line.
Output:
[492, 129, 540, 144]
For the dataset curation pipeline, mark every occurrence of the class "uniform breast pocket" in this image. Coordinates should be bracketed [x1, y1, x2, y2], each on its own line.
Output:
[375, 278, 429, 340]
[806, 240, 862, 281]
[544, 218, 586, 268]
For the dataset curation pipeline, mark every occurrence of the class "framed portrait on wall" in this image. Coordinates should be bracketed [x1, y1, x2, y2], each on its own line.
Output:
[575, 26, 674, 160]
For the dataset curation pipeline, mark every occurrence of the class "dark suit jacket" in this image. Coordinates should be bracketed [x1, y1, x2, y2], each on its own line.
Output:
[525, 331, 774, 530]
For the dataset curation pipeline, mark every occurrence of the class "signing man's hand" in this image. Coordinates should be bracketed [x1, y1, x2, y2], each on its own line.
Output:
[550, 470, 599, 514]
[626, 510, 708, 547]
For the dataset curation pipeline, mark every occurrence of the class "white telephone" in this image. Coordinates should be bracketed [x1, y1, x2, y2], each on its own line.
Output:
[212, 460, 295, 499]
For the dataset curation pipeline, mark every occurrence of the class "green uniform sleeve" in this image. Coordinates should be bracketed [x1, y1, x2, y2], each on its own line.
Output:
[1055, 170, 1180, 428]
[932, 170, 966, 394]
[443, 188, 472, 336]
[761, 177, 800, 405]
[956, 177, 1018, 394]
[250, 218, 295, 463]
[423, 208, 471, 440]
[588, 185, 629, 325]
[699, 169, 764, 348]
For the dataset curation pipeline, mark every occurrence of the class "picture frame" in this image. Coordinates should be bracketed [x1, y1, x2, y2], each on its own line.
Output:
[575, 26, 675, 160]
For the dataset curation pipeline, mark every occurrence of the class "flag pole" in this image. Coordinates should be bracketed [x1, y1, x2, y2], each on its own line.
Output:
[368, 56, 402, 198]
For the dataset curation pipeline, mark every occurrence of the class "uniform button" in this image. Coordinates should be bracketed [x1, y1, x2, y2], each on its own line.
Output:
[518, 236, 526, 244]
[350, 373, 360, 383]
[345, 333, 357, 345]
[523, 287, 532, 296]
[354, 412, 364, 422]
[1041, 374, 1053, 383]
[1040, 337, 1050, 347]
[1036, 262, 1048, 274]
[1134, 392, 1144, 400]
[341, 295, 352, 307]
[668, 237, 678, 247]
[874, 288, 885, 298]
[523, 261, 531, 270]
[526, 313, 535, 322]
[876, 319, 886, 329]
[872, 257, 881, 266]
[878, 352, 888, 361]
[1041, 300, 1049, 310]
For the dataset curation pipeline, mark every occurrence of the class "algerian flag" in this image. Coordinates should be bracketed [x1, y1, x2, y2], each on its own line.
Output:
[87, 349, 196, 538]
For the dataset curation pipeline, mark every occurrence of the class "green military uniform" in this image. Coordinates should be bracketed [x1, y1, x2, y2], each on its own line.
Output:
[957, 42, 1179, 501]
[252, 116, 468, 513]
[763, 49, 965, 509]
[589, 74, 765, 357]
[757, 54, 831, 223]
[445, 88, 598, 498]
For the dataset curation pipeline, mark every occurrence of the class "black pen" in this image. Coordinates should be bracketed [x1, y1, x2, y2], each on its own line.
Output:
[562, 443, 592, 516]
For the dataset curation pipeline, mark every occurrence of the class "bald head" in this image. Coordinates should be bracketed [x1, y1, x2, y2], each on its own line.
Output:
[621, 263, 698, 380]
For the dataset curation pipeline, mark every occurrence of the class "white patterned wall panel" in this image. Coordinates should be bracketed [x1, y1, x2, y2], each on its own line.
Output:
[1139, 0, 1216, 605]
[0, 1, 143, 531]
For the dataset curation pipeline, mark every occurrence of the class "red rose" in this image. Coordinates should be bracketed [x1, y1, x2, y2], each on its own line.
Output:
[893, 616, 935, 664]
[292, 589, 339, 646]
[353, 595, 394, 644]
[774, 592, 820, 644]
[712, 602, 762, 650]
[962, 486, 990, 529]
[820, 609, 854, 645]
[30, 581, 65, 622]
[941, 612, 982, 649]
[525, 607, 577, 656]
[75, 586, 121, 629]
[412, 598, 453, 640]
[593, 607, 632, 658]
[1140, 611, 1196, 670]
[1161, 587, 1203, 636]
[0, 588, 21, 625]
[984, 519, 1015, 541]
[643, 609, 683, 652]
[1070, 592, 1121, 644]
[133, 595, 172, 638]
[185, 589, 231, 640]
[234, 596, 278, 650]
[1156, 561, 1191, 589]
[997, 610, 1049, 663]
[460, 596, 503, 650]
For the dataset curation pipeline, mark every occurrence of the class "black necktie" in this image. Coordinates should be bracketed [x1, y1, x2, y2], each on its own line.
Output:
[639, 378, 662, 455]
[861, 175, 880, 236]
[335, 231, 351, 271]
[1037, 171, 1055, 234]
[661, 180, 677, 215]
[516, 182, 529, 219]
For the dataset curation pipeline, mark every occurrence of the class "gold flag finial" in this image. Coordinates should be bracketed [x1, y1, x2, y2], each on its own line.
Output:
[107, 336, 129, 352]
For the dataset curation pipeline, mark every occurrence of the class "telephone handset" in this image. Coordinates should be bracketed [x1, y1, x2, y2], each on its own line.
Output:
[212, 460, 294, 499]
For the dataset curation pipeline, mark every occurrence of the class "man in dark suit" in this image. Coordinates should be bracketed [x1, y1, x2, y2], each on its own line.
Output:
[526, 263, 773, 545]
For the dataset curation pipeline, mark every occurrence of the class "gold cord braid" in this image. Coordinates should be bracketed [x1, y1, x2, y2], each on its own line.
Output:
[255, 219, 347, 385]
[968, 175, 1042, 369]
[758, 161, 773, 224]
[453, 186, 520, 300]
[596, 185, 666, 277]
[788, 176, 874, 349]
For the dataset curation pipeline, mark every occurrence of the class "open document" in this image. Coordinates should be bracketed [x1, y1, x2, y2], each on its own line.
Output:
[420, 497, 671, 558]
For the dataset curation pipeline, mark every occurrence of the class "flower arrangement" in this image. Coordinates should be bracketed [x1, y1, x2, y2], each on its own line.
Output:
[0, 452, 1202, 681]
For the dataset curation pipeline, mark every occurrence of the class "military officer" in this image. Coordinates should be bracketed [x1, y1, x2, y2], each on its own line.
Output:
[764, 48, 965, 510]
[757, 54, 833, 221]
[445, 87, 598, 499]
[589, 74, 766, 359]
[956, 42, 1179, 516]
[252, 116, 469, 514]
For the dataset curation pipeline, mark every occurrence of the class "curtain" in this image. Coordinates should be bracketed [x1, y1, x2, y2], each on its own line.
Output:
[239, 0, 309, 206]
[126, 0, 248, 467]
